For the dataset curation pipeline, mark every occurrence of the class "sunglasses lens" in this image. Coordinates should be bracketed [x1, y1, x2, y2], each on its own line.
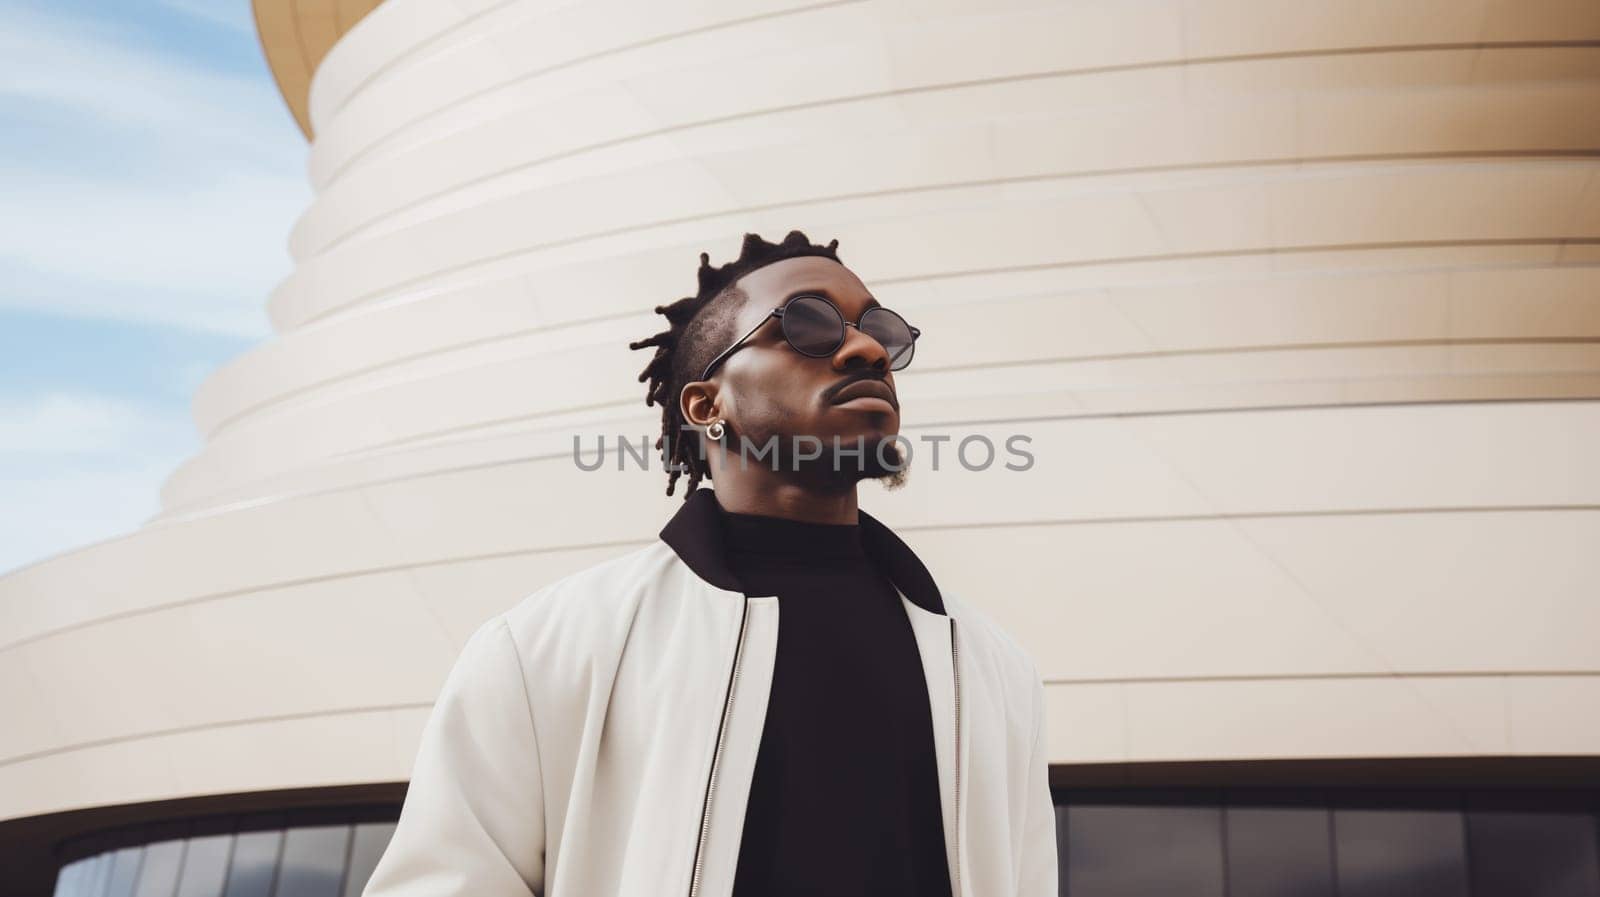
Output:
[861, 307, 917, 371]
[782, 295, 845, 355]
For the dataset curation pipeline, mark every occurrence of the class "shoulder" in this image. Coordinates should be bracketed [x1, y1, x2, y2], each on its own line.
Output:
[499, 539, 681, 646]
[944, 590, 1049, 754]
[944, 589, 1042, 687]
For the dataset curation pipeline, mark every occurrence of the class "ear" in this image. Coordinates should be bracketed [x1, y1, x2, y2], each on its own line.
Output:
[680, 380, 721, 428]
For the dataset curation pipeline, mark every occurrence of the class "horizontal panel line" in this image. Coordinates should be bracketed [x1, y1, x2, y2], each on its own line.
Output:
[871, 238, 1600, 288]
[897, 504, 1600, 531]
[924, 336, 1600, 373]
[0, 702, 433, 771]
[7, 670, 1596, 769]
[910, 392, 1600, 430]
[307, 233, 1600, 336]
[314, 38, 1600, 201]
[309, 139, 1600, 260]
[318, 0, 521, 124]
[351, 392, 1600, 458]
[6, 504, 1596, 656]
[305, 139, 1600, 263]
[1044, 670, 1600, 687]
[0, 537, 651, 655]
[295, 223, 1600, 332]
[219, 336, 1600, 456]
[244, 233, 1600, 438]
[180, 395, 1600, 526]
[319, 0, 868, 182]
[205, 310, 635, 440]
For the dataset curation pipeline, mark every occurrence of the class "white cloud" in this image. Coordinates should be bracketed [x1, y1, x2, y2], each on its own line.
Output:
[0, 4, 309, 338]
[0, 6, 305, 574]
[0, 167, 306, 339]
[0, 392, 191, 454]
[0, 391, 198, 575]
[0, 457, 188, 576]
[159, 0, 257, 33]
[0, 7, 294, 163]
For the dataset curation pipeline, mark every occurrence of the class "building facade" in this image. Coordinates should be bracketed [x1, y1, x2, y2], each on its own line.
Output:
[3, 0, 1599, 894]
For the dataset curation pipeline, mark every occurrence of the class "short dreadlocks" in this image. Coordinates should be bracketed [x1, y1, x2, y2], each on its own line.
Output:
[628, 229, 844, 498]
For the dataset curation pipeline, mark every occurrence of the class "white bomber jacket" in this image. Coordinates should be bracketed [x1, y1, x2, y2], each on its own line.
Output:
[361, 487, 1058, 897]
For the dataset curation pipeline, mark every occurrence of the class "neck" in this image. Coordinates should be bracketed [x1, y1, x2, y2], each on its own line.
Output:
[704, 470, 861, 525]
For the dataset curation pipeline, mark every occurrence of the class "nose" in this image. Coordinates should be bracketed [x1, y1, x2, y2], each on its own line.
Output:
[832, 322, 891, 374]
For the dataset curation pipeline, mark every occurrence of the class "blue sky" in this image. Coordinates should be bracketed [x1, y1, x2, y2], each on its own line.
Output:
[1, 0, 310, 574]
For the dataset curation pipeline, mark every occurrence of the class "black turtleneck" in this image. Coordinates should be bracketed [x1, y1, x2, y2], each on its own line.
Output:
[719, 504, 952, 897]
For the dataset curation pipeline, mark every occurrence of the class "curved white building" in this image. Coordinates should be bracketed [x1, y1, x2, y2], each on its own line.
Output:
[4, 1, 1599, 894]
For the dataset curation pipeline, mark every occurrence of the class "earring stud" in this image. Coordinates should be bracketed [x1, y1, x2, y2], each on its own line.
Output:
[706, 418, 726, 441]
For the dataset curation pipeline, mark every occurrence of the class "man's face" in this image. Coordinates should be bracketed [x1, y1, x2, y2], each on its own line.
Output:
[704, 255, 906, 483]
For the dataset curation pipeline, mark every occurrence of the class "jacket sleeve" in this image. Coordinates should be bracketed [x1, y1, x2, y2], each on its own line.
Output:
[1017, 661, 1059, 896]
[362, 615, 547, 897]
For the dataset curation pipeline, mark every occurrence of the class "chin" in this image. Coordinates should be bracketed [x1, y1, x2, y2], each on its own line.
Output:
[830, 404, 900, 428]
[823, 423, 898, 445]
[812, 430, 903, 476]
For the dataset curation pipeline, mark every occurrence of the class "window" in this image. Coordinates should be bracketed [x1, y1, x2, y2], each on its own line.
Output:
[1056, 788, 1600, 897]
[55, 812, 398, 897]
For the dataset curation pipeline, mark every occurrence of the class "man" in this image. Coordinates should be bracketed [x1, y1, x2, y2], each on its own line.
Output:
[361, 231, 1057, 897]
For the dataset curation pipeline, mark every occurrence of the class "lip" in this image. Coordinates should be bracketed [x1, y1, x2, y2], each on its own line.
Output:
[830, 378, 898, 411]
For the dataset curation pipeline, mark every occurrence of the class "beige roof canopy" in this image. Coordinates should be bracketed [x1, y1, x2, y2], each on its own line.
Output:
[253, 0, 384, 137]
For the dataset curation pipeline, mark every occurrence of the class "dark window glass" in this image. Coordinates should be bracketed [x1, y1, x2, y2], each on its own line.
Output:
[175, 835, 233, 897]
[223, 831, 282, 897]
[1053, 807, 1069, 897]
[105, 847, 145, 897]
[1065, 801, 1223, 897]
[1468, 808, 1600, 897]
[341, 823, 396, 897]
[1226, 804, 1335, 897]
[133, 839, 185, 897]
[1334, 805, 1468, 897]
[274, 825, 349, 897]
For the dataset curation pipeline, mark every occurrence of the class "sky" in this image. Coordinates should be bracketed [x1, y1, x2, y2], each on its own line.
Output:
[0, 0, 310, 575]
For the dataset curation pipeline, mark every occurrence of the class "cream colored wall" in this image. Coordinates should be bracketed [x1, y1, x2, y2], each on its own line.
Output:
[3, 0, 1598, 824]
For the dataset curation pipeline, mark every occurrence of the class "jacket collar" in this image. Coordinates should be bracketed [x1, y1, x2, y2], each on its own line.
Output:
[658, 486, 947, 616]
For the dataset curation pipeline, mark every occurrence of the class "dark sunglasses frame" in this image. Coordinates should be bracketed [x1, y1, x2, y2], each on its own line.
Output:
[698, 293, 921, 382]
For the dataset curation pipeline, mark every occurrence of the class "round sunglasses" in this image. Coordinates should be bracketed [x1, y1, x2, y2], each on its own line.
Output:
[699, 293, 921, 382]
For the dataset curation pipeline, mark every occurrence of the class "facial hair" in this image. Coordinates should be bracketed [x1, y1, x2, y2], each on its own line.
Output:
[720, 417, 908, 488]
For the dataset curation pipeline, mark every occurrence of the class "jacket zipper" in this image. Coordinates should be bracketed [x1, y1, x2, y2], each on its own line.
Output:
[688, 596, 751, 897]
[950, 617, 962, 897]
